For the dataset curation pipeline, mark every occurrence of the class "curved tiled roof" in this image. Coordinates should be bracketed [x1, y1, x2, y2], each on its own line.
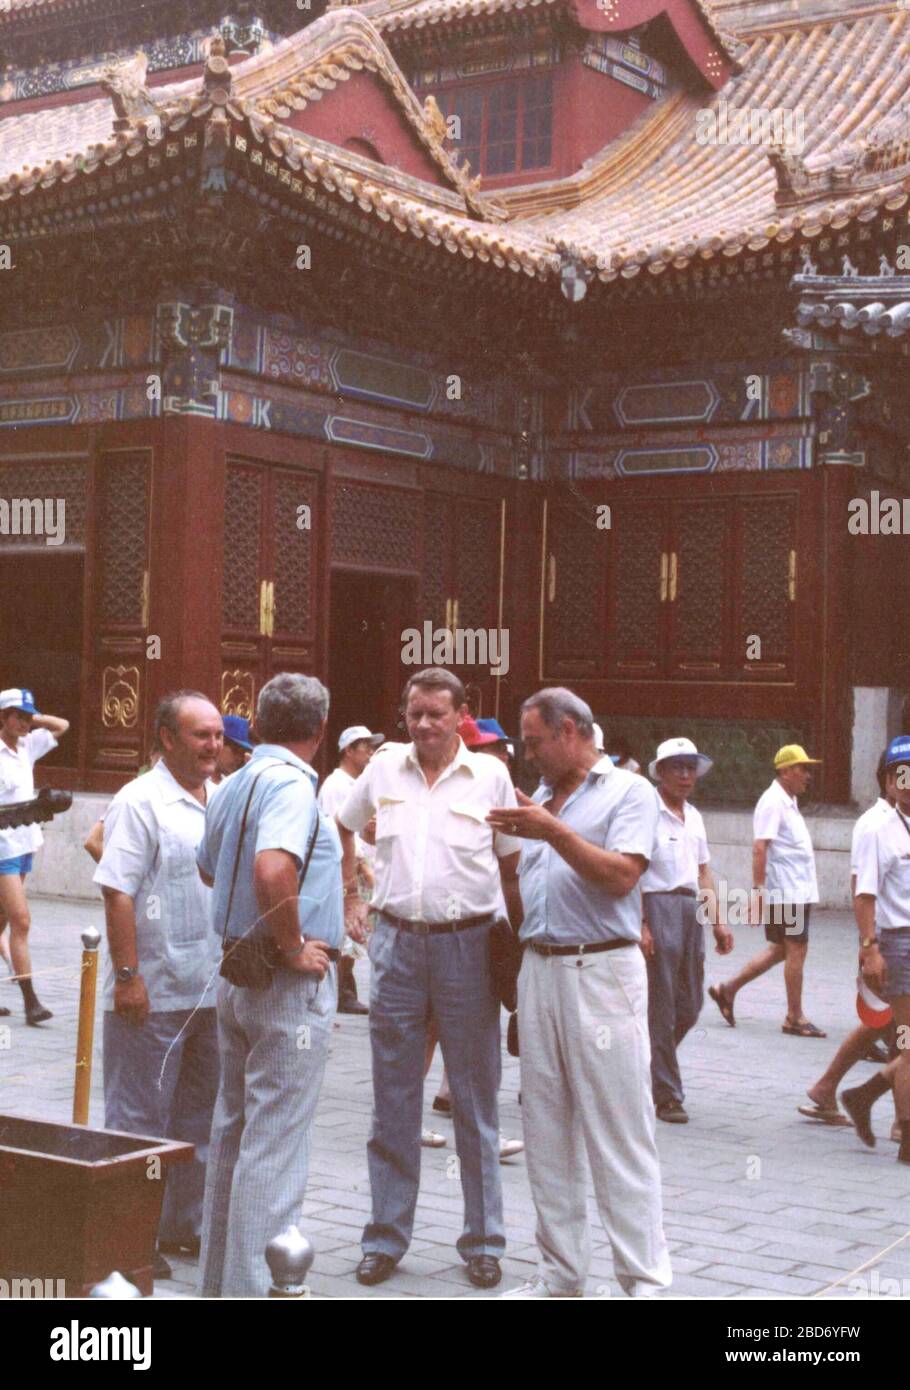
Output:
[2, 5, 910, 292]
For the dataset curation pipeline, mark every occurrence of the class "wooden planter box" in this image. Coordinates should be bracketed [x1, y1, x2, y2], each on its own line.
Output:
[0, 1114, 193, 1297]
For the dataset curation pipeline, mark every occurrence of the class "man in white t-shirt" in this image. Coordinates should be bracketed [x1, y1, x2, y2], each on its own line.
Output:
[318, 725, 383, 1014]
[641, 738, 732, 1124]
[798, 749, 895, 1126]
[0, 687, 69, 1024]
[709, 744, 824, 1037]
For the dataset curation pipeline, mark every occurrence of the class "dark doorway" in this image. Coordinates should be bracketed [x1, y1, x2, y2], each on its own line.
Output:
[0, 552, 84, 769]
[328, 570, 417, 756]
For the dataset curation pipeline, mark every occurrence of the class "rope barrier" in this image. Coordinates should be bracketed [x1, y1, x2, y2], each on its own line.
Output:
[0, 963, 90, 984]
[813, 1227, 910, 1297]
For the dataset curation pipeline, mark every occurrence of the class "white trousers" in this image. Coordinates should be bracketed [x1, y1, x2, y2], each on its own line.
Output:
[518, 944, 672, 1295]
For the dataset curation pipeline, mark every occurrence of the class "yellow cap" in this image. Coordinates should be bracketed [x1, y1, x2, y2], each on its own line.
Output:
[774, 744, 822, 770]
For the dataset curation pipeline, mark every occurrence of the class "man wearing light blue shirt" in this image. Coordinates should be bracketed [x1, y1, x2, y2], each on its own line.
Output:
[489, 687, 671, 1300]
[197, 673, 351, 1298]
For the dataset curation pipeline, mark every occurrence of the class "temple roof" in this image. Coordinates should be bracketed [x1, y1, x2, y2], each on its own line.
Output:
[794, 268, 910, 340]
[2, 5, 910, 291]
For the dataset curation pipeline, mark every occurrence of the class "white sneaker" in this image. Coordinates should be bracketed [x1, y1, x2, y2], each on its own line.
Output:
[421, 1128, 447, 1148]
[502, 1276, 582, 1299]
[498, 1132, 524, 1161]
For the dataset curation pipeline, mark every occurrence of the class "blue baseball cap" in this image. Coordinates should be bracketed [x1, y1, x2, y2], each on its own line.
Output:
[0, 687, 39, 716]
[222, 714, 253, 752]
[476, 718, 508, 741]
[885, 735, 910, 768]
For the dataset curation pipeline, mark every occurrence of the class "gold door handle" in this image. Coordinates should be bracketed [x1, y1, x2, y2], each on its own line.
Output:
[452, 597, 459, 632]
[259, 579, 269, 636]
[669, 552, 678, 603]
[547, 554, 556, 603]
[445, 597, 452, 632]
[141, 570, 149, 629]
[788, 550, 796, 603]
[268, 580, 275, 637]
[660, 551, 668, 602]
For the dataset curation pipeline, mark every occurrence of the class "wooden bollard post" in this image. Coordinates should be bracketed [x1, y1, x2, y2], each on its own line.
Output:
[73, 926, 101, 1125]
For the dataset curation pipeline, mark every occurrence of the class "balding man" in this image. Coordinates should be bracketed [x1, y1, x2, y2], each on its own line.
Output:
[490, 688, 671, 1299]
[94, 690, 223, 1279]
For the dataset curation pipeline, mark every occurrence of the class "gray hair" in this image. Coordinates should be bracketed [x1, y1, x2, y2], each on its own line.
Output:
[153, 690, 213, 742]
[401, 667, 466, 710]
[520, 687, 595, 739]
[257, 672, 329, 744]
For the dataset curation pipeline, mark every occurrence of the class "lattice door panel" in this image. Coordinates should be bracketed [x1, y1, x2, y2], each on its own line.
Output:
[666, 500, 731, 679]
[544, 497, 608, 677]
[97, 454, 149, 626]
[272, 468, 317, 639]
[606, 502, 667, 678]
[0, 460, 88, 547]
[455, 498, 500, 633]
[331, 482, 421, 572]
[735, 495, 797, 679]
[223, 463, 265, 634]
[421, 491, 451, 629]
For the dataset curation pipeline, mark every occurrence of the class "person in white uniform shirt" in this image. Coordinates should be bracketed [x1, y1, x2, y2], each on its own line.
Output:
[799, 749, 895, 1127]
[709, 744, 824, 1037]
[94, 690, 223, 1278]
[841, 736, 910, 1163]
[318, 724, 383, 1015]
[337, 668, 522, 1292]
[641, 738, 733, 1124]
[0, 687, 69, 1024]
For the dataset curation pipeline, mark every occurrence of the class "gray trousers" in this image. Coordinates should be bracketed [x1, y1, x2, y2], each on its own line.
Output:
[644, 893, 705, 1107]
[199, 967, 336, 1297]
[104, 1006, 219, 1245]
[362, 915, 504, 1262]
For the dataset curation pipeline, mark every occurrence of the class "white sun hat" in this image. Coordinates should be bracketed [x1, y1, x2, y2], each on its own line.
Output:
[648, 737, 713, 781]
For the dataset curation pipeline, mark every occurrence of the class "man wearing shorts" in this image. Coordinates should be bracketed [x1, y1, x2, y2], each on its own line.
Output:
[709, 744, 824, 1037]
[0, 687, 69, 1024]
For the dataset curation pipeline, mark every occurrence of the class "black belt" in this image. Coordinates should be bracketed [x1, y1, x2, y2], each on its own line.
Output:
[222, 943, 341, 961]
[643, 887, 697, 898]
[529, 939, 635, 957]
[380, 910, 493, 936]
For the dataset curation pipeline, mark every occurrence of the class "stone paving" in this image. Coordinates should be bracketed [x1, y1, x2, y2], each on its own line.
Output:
[2, 897, 909, 1300]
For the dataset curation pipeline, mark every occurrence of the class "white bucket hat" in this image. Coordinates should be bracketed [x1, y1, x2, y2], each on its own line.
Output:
[649, 737, 713, 781]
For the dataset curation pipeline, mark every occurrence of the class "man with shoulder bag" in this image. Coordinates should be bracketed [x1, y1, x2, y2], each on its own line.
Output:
[196, 673, 360, 1298]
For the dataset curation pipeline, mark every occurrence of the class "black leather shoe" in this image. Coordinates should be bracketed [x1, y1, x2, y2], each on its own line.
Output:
[25, 1003, 53, 1026]
[466, 1256, 501, 1289]
[656, 1101, 689, 1124]
[0, 1005, 9, 1017]
[153, 1250, 173, 1280]
[356, 1253, 397, 1286]
[432, 1095, 452, 1116]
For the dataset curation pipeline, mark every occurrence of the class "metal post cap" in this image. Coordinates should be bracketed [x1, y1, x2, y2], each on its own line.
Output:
[81, 926, 102, 951]
[266, 1225, 314, 1291]
[89, 1271, 142, 1298]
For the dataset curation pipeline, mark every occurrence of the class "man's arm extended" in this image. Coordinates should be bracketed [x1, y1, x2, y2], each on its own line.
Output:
[488, 796, 645, 895]
[34, 713, 69, 738]
[336, 821, 368, 943]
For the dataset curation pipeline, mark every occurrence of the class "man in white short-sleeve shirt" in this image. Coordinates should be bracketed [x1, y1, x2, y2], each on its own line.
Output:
[641, 738, 732, 1125]
[336, 669, 521, 1292]
[709, 744, 823, 1038]
[94, 690, 223, 1275]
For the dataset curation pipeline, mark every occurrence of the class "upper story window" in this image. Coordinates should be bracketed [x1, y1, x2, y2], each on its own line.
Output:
[433, 72, 553, 178]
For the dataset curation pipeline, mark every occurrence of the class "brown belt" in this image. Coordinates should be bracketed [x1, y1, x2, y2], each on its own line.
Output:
[643, 887, 697, 898]
[528, 939, 635, 957]
[380, 909, 494, 936]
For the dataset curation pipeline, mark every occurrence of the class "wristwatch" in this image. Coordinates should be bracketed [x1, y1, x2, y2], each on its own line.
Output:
[116, 965, 139, 982]
[277, 937, 307, 959]
[860, 937, 878, 950]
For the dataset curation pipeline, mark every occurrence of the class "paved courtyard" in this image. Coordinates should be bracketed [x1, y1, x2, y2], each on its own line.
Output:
[2, 897, 909, 1300]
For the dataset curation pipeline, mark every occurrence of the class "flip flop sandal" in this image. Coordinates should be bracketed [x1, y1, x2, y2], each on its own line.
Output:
[783, 1020, 827, 1038]
[708, 984, 735, 1027]
[797, 1102, 852, 1126]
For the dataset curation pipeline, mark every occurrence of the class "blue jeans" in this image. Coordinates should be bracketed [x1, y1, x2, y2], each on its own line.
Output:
[362, 916, 504, 1262]
[103, 1006, 219, 1244]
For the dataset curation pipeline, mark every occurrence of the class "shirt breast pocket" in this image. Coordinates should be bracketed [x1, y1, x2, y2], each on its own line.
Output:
[447, 803, 489, 854]
[375, 799, 406, 841]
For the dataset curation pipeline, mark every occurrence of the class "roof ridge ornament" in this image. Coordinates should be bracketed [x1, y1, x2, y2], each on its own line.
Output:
[204, 33, 234, 105]
[99, 51, 158, 134]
